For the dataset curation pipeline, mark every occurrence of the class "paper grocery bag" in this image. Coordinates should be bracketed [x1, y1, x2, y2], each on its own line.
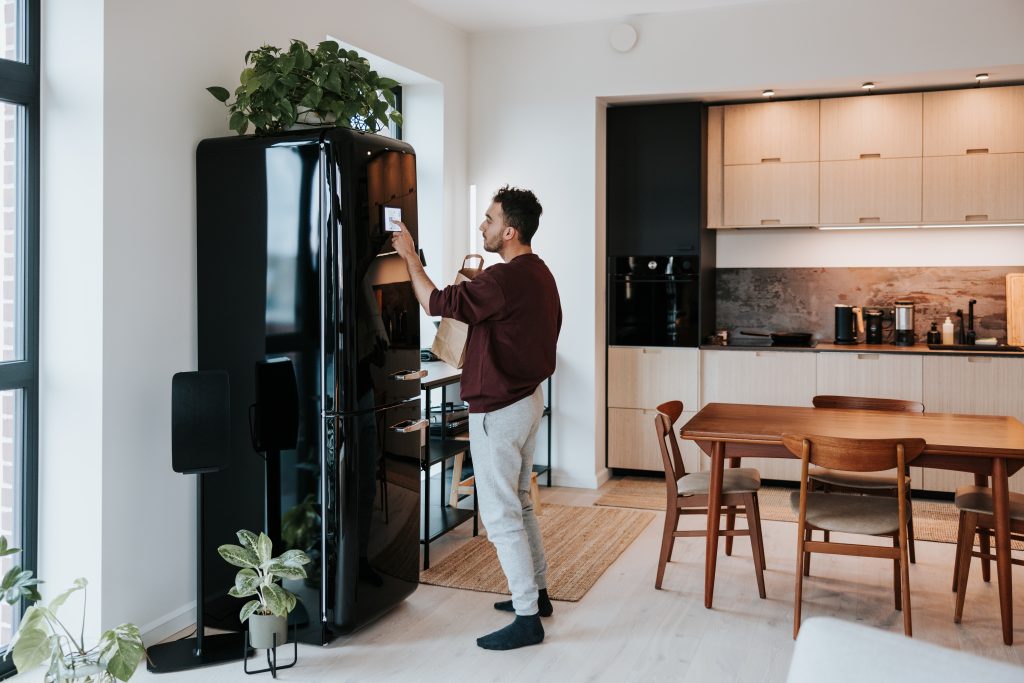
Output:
[431, 254, 484, 368]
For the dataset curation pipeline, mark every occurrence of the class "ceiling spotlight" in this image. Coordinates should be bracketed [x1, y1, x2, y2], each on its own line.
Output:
[975, 73, 990, 82]
[762, 89, 775, 98]
[861, 82, 875, 91]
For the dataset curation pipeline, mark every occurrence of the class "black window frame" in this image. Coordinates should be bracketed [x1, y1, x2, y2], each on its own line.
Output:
[0, 0, 40, 678]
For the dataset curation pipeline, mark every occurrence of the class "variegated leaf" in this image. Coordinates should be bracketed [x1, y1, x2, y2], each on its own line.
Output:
[11, 626, 49, 673]
[277, 549, 311, 567]
[217, 544, 259, 569]
[236, 530, 259, 553]
[262, 584, 289, 617]
[256, 533, 273, 564]
[48, 578, 87, 613]
[239, 600, 261, 623]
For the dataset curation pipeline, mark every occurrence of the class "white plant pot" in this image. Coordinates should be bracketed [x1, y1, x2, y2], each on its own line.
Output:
[248, 613, 288, 649]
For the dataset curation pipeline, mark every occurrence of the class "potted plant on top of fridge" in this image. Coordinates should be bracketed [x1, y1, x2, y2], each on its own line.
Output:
[207, 39, 403, 136]
[218, 530, 311, 649]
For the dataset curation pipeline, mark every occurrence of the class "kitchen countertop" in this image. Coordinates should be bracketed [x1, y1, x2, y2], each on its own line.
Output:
[700, 342, 1024, 358]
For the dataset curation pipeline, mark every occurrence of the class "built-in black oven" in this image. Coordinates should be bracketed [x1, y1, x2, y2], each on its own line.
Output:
[608, 256, 700, 347]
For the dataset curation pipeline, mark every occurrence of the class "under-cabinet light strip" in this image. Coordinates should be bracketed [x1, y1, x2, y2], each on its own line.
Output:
[818, 223, 1024, 231]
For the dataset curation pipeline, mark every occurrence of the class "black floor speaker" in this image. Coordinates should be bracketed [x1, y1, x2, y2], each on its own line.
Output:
[171, 370, 230, 474]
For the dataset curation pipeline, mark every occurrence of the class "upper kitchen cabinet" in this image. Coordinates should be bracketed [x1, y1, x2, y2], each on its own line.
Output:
[723, 161, 818, 227]
[923, 85, 1024, 156]
[606, 103, 704, 256]
[820, 92, 922, 160]
[922, 152, 1024, 223]
[819, 157, 922, 225]
[723, 99, 819, 165]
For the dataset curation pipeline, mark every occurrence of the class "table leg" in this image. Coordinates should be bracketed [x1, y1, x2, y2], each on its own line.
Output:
[991, 457, 1013, 645]
[973, 472, 991, 581]
[704, 441, 725, 609]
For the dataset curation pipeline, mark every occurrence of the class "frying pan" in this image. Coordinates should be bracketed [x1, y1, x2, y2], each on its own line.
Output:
[739, 330, 814, 347]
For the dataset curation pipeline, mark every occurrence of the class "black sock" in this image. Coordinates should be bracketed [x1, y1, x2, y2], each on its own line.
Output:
[476, 615, 544, 651]
[493, 588, 553, 617]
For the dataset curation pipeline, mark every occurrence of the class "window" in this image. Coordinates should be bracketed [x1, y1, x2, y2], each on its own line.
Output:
[0, 0, 38, 676]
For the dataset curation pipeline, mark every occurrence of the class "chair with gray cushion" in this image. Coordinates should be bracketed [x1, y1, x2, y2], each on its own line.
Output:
[807, 395, 922, 569]
[653, 400, 766, 598]
[951, 485, 1024, 631]
[783, 433, 925, 638]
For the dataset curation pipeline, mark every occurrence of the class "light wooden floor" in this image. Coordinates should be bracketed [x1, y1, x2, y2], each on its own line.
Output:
[136, 481, 1024, 682]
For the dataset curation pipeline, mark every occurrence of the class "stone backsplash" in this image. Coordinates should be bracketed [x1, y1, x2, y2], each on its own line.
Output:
[716, 267, 1024, 344]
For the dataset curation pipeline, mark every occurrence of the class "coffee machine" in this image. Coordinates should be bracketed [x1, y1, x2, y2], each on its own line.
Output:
[834, 305, 862, 344]
[863, 308, 885, 344]
[894, 300, 915, 346]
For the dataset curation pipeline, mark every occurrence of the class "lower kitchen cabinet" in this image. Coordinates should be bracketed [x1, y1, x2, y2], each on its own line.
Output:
[608, 346, 700, 411]
[815, 352, 923, 401]
[607, 407, 701, 474]
[922, 355, 1024, 494]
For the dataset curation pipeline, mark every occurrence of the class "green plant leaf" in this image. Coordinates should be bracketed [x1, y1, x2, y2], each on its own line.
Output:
[324, 69, 342, 95]
[0, 536, 13, 556]
[99, 623, 145, 682]
[256, 533, 272, 563]
[11, 626, 49, 673]
[262, 583, 290, 617]
[218, 544, 259, 569]
[228, 568, 260, 597]
[206, 86, 230, 103]
[264, 562, 306, 581]
[239, 599, 261, 623]
[299, 86, 323, 109]
[49, 577, 87, 613]
[277, 549, 311, 567]
[236, 530, 259, 553]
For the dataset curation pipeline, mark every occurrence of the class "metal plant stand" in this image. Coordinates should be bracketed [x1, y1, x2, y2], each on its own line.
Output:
[243, 624, 298, 678]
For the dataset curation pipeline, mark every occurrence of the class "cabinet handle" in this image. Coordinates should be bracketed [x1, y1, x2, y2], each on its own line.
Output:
[967, 356, 992, 364]
[966, 214, 989, 221]
[760, 157, 781, 163]
[755, 351, 769, 357]
[641, 348, 662, 354]
[390, 368, 428, 381]
[760, 219, 781, 226]
[391, 418, 428, 433]
[857, 353, 879, 360]
[859, 153, 881, 159]
[966, 148, 989, 155]
[859, 217, 881, 223]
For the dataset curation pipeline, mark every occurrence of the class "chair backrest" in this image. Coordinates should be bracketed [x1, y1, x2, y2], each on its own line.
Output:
[654, 400, 686, 490]
[812, 395, 924, 413]
[781, 433, 926, 473]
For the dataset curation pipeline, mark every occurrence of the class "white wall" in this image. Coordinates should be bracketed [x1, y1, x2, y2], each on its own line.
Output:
[42, 0, 467, 642]
[466, 0, 1024, 488]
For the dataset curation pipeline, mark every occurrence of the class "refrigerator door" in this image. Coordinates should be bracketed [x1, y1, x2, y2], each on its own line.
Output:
[322, 130, 421, 633]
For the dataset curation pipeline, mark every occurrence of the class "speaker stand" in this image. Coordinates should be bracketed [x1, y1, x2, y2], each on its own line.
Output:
[147, 473, 250, 673]
[265, 449, 281, 551]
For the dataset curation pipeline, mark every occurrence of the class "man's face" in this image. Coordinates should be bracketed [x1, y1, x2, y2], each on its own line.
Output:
[480, 201, 514, 254]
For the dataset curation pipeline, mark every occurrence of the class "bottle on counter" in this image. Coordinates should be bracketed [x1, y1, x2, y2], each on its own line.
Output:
[941, 316, 955, 345]
[927, 322, 942, 345]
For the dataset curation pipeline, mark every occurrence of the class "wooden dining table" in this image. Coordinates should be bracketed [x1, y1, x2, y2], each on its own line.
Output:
[680, 402, 1024, 645]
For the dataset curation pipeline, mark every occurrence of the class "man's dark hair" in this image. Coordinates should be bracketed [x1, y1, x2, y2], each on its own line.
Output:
[493, 185, 543, 245]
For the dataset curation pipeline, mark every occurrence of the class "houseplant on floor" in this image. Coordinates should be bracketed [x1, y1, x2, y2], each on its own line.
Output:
[207, 39, 403, 136]
[218, 530, 311, 649]
[1, 537, 146, 682]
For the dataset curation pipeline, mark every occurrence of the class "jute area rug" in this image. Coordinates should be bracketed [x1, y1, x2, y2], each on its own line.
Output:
[594, 476, 1024, 550]
[419, 504, 655, 601]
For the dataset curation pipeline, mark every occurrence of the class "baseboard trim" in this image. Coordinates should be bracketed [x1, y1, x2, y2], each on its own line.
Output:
[139, 600, 195, 647]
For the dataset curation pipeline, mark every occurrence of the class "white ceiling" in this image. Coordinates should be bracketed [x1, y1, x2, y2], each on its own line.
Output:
[407, 0, 785, 32]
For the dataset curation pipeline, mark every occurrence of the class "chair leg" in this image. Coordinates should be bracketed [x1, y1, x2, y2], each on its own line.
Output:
[724, 506, 736, 556]
[655, 506, 678, 590]
[899, 524, 912, 636]
[954, 512, 977, 624]
[978, 528, 991, 582]
[802, 527, 812, 577]
[952, 511, 966, 592]
[909, 485, 917, 565]
[892, 535, 902, 611]
[794, 520, 806, 640]
[750, 493, 767, 571]
[744, 494, 766, 599]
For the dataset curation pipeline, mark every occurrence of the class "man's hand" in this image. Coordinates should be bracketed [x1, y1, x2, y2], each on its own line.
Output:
[391, 220, 417, 264]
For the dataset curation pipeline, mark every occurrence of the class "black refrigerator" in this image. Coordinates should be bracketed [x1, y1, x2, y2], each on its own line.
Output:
[196, 127, 423, 646]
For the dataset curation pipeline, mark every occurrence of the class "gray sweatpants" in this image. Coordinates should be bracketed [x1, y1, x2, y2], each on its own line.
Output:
[468, 385, 548, 616]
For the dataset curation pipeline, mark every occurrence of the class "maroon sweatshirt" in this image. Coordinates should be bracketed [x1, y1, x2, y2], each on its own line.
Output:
[429, 253, 561, 413]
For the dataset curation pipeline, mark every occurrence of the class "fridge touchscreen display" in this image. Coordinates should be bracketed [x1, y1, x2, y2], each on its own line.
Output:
[383, 206, 402, 232]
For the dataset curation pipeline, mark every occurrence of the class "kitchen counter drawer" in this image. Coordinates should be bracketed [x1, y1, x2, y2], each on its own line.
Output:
[608, 407, 700, 473]
[701, 349, 816, 407]
[816, 352, 923, 402]
[608, 346, 700, 411]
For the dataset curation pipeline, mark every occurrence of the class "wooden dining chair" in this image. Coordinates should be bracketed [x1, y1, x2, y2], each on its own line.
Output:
[783, 433, 925, 638]
[654, 400, 766, 598]
[951, 485, 1024, 629]
[807, 395, 923, 570]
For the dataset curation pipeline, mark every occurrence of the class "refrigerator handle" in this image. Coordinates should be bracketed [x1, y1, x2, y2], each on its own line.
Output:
[390, 418, 428, 434]
[390, 369, 428, 382]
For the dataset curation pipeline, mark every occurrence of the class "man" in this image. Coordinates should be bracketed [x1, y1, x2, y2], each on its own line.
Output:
[391, 185, 561, 650]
